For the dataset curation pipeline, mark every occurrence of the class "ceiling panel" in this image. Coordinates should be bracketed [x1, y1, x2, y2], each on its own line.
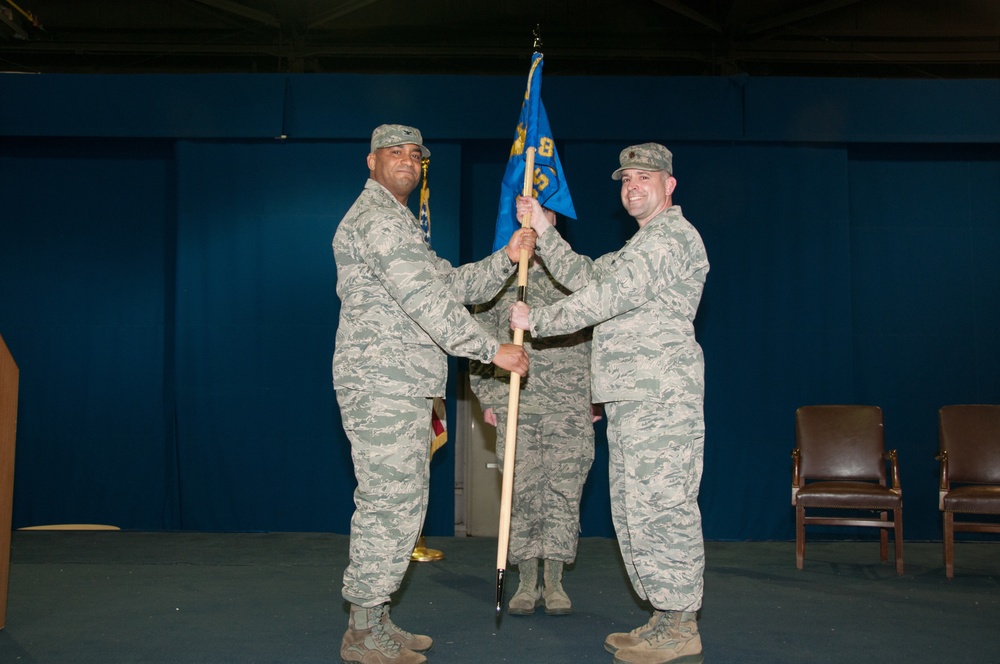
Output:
[1, 0, 998, 77]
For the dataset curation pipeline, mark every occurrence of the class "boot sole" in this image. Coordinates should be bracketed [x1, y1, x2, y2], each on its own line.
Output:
[612, 654, 703, 664]
[544, 607, 572, 616]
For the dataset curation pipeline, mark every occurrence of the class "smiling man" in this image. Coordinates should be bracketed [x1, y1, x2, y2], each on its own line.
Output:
[512, 143, 710, 664]
[333, 124, 534, 664]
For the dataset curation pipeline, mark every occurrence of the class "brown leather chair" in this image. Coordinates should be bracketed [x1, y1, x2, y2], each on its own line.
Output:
[791, 405, 903, 574]
[937, 404, 1000, 579]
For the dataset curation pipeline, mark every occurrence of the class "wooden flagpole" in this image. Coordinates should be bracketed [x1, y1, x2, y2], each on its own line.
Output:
[495, 146, 536, 615]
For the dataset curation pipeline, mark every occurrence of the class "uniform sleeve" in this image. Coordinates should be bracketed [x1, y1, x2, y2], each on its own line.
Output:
[359, 209, 500, 363]
[534, 228, 601, 291]
[440, 248, 517, 305]
[468, 287, 513, 413]
[530, 231, 685, 338]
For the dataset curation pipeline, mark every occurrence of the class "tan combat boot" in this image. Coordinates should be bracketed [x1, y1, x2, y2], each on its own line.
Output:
[507, 558, 541, 615]
[382, 605, 433, 653]
[612, 610, 703, 664]
[604, 612, 661, 654]
[541, 559, 572, 615]
[340, 603, 427, 664]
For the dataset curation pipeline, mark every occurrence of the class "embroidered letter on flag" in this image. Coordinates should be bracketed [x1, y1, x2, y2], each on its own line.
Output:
[492, 52, 576, 253]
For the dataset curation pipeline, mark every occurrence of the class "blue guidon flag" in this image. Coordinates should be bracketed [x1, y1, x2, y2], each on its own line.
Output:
[492, 52, 576, 253]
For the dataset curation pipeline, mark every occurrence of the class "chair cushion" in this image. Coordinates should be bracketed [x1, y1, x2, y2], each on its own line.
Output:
[942, 485, 1000, 514]
[796, 481, 902, 509]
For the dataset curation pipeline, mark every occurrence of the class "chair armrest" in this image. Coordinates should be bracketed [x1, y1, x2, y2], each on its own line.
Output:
[791, 448, 801, 505]
[935, 450, 948, 489]
[935, 449, 948, 508]
[884, 449, 901, 491]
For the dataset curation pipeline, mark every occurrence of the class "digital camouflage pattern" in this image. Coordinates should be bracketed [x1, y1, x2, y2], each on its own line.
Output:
[470, 264, 591, 415]
[333, 177, 516, 606]
[611, 142, 674, 181]
[606, 398, 704, 612]
[336, 389, 431, 607]
[528, 206, 708, 405]
[333, 179, 515, 397]
[528, 205, 709, 611]
[470, 262, 594, 564]
[370, 123, 430, 157]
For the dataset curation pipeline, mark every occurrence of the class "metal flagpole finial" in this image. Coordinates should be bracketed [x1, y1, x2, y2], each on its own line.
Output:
[533, 24, 542, 51]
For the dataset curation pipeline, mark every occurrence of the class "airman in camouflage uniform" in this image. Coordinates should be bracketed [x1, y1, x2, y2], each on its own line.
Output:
[470, 211, 596, 616]
[333, 124, 534, 664]
[512, 143, 709, 664]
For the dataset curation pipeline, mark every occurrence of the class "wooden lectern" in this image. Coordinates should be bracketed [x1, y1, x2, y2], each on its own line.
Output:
[0, 333, 18, 630]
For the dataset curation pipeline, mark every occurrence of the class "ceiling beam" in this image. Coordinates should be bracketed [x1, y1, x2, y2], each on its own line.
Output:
[744, 0, 863, 36]
[0, 11, 30, 40]
[189, 0, 280, 28]
[7, 36, 996, 63]
[648, 0, 724, 33]
[308, 0, 380, 30]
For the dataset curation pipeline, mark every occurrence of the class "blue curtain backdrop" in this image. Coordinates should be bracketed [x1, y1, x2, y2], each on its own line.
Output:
[171, 139, 462, 534]
[173, 140, 348, 532]
[0, 138, 174, 528]
[1, 73, 998, 542]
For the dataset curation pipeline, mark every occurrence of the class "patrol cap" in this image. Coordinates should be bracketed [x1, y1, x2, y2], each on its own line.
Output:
[611, 143, 672, 180]
[370, 124, 430, 158]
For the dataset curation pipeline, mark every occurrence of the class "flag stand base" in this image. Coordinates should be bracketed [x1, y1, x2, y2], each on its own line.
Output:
[411, 535, 444, 562]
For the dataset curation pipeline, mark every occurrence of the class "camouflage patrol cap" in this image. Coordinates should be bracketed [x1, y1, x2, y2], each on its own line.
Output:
[611, 143, 673, 180]
[370, 124, 430, 158]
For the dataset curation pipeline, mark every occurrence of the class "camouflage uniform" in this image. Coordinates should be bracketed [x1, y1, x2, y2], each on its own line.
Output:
[470, 261, 594, 566]
[525, 204, 709, 613]
[333, 177, 516, 607]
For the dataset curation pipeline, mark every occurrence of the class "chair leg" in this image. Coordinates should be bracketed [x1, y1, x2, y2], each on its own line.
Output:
[893, 508, 904, 575]
[879, 511, 889, 563]
[943, 511, 954, 579]
[795, 505, 805, 569]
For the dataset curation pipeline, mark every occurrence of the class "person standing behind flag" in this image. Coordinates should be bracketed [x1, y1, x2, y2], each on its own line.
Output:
[511, 144, 709, 664]
[479, 50, 587, 617]
[470, 206, 598, 617]
[333, 124, 535, 664]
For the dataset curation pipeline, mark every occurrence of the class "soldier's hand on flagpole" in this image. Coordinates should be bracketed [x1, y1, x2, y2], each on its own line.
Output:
[492, 343, 529, 377]
[516, 196, 553, 236]
[504, 228, 537, 263]
[509, 302, 531, 332]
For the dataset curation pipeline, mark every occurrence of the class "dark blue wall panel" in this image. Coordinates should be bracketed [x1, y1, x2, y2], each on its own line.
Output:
[0, 75, 285, 138]
[746, 78, 1000, 143]
[0, 139, 174, 528]
[1, 73, 998, 543]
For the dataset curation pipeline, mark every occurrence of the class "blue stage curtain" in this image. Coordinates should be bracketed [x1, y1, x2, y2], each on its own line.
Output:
[0, 139, 174, 529]
[173, 140, 351, 532]
[172, 139, 462, 535]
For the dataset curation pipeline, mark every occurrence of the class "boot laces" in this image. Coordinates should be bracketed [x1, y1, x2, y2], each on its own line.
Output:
[646, 611, 683, 646]
[368, 605, 401, 655]
[628, 611, 661, 637]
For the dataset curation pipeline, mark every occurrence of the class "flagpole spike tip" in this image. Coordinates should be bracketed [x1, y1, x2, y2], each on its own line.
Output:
[533, 24, 542, 51]
[495, 568, 506, 616]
